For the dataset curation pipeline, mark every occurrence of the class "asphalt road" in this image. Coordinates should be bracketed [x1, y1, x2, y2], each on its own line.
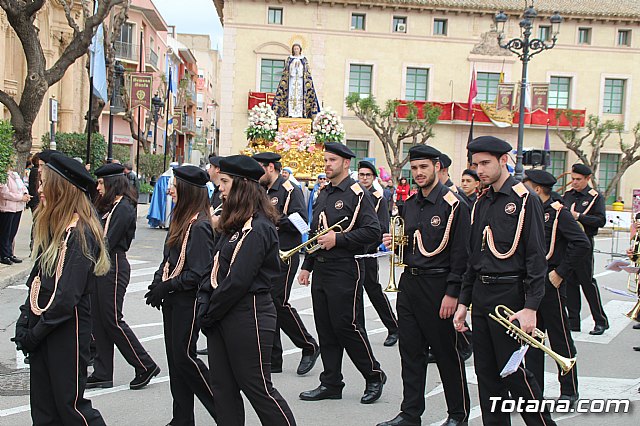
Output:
[0, 217, 638, 425]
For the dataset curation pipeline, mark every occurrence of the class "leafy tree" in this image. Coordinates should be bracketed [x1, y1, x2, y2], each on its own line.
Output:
[138, 153, 165, 182]
[0, 120, 14, 184]
[345, 94, 441, 183]
[112, 144, 131, 163]
[41, 132, 106, 174]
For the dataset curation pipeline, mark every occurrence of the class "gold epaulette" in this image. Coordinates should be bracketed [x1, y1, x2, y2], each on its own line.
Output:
[372, 189, 383, 199]
[450, 185, 458, 193]
[282, 180, 294, 192]
[588, 188, 598, 197]
[350, 182, 364, 195]
[512, 182, 528, 198]
[550, 201, 563, 211]
[444, 191, 458, 207]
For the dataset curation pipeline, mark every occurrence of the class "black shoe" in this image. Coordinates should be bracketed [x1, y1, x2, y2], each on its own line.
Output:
[633, 323, 640, 330]
[376, 413, 420, 426]
[299, 385, 342, 401]
[589, 324, 609, 335]
[384, 332, 398, 347]
[568, 321, 581, 332]
[9, 256, 22, 263]
[297, 349, 320, 375]
[558, 393, 579, 409]
[0, 257, 13, 265]
[271, 366, 283, 373]
[361, 372, 386, 404]
[86, 375, 113, 389]
[440, 418, 468, 426]
[130, 364, 160, 390]
[196, 347, 208, 356]
[426, 351, 437, 364]
[633, 346, 640, 352]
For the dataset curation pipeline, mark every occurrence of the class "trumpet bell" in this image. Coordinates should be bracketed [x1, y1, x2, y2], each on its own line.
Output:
[625, 299, 640, 322]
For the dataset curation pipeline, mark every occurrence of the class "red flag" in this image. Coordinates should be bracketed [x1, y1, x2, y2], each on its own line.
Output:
[467, 65, 477, 120]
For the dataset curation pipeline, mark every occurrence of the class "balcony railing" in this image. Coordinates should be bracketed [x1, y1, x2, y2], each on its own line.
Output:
[183, 116, 196, 133]
[114, 41, 138, 61]
[147, 49, 158, 69]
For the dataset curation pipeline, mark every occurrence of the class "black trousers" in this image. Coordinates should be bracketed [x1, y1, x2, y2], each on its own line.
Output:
[162, 290, 216, 426]
[29, 296, 106, 425]
[397, 272, 470, 422]
[472, 280, 556, 426]
[271, 253, 318, 369]
[91, 252, 155, 380]
[566, 236, 608, 327]
[361, 257, 399, 334]
[525, 280, 578, 397]
[311, 258, 384, 389]
[208, 293, 296, 426]
[0, 210, 21, 258]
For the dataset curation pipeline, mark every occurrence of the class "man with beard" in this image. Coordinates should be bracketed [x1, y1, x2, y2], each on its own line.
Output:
[252, 151, 320, 375]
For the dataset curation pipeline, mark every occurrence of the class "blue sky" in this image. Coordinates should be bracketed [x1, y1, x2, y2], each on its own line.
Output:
[152, 0, 223, 51]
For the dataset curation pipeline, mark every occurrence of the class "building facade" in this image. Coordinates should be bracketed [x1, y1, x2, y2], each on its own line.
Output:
[216, 0, 640, 205]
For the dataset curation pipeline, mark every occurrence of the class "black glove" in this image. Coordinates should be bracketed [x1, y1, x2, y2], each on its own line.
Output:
[145, 280, 173, 309]
[12, 330, 40, 353]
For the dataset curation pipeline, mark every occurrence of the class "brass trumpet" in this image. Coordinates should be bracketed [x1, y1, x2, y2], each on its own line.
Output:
[627, 220, 640, 294]
[279, 217, 348, 263]
[626, 299, 640, 322]
[489, 305, 577, 375]
[385, 216, 407, 292]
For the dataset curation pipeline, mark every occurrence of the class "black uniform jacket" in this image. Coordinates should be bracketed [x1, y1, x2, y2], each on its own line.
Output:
[366, 186, 389, 253]
[460, 176, 547, 310]
[402, 182, 470, 298]
[301, 176, 381, 272]
[210, 186, 223, 210]
[101, 198, 136, 253]
[267, 175, 308, 250]
[562, 186, 606, 237]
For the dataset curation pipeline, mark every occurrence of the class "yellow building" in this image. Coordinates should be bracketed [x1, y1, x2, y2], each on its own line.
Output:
[215, 0, 640, 205]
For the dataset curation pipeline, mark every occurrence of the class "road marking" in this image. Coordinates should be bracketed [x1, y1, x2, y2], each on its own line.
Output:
[593, 270, 615, 278]
[139, 334, 164, 343]
[130, 267, 158, 278]
[130, 322, 163, 329]
[128, 259, 150, 265]
[126, 281, 152, 294]
[573, 300, 637, 344]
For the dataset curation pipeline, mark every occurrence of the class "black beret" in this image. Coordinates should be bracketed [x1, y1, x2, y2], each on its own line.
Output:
[208, 155, 222, 167]
[524, 169, 557, 187]
[252, 152, 282, 164]
[325, 142, 356, 159]
[39, 149, 57, 164]
[95, 163, 125, 179]
[173, 165, 209, 188]
[571, 163, 593, 176]
[219, 155, 265, 182]
[47, 153, 96, 194]
[357, 160, 378, 177]
[462, 168, 480, 181]
[439, 153, 452, 169]
[468, 136, 512, 155]
[409, 145, 441, 161]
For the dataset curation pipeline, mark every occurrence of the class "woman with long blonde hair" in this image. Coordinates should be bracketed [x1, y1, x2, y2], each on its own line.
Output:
[12, 153, 109, 425]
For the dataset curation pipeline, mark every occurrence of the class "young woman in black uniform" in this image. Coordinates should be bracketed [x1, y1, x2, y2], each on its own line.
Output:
[13, 152, 109, 425]
[145, 165, 216, 425]
[87, 163, 159, 390]
[198, 155, 296, 426]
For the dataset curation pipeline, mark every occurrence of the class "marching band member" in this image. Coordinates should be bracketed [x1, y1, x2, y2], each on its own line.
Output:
[453, 136, 556, 426]
[252, 151, 320, 375]
[562, 163, 609, 334]
[198, 155, 296, 426]
[144, 165, 216, 425]
[357, 160, 399, 347]
[523, 169, 589, 408]
[207, 154, 223, 211]
[87, 163, 159, 390]
[298, 142, 386, 404]
[459, 168, 480, 207]
[378, 145, 470, 426]
[437, 153, 456, 192]
[13, 153, 108, 425]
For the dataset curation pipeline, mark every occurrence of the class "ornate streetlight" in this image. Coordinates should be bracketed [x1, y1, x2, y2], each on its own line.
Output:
[107, 61, 125, 163]
[151, 93, 164, 155]
[494, 3, 562, 180]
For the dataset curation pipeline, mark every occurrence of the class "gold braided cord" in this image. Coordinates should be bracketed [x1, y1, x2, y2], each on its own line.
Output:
[102, 197, 122, 237]
[546, 210, 561, 261]
[483, 192, 529, 260]
[413, 201, 459, 258]
[283, 190, 292, 215]
[210, 218, 254, 289]
[30, 216, 79, 316]
[162, 214, 199, 282]
[470, 188, 489, 225]
[570, 192, 598, 216]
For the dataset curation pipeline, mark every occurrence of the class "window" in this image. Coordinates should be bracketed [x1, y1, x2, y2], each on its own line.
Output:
[578, 28, 591, 45]
[393, 16, 407, 33]
[268, 7, 283, 25]
[401, 143, 413, 184]
[346, 140, 369, 171]
[549, 76, 571, 109]
[433, 19, 448, 36]
[476, 72, 501, 103]
[351, 13, 366, 30]
[119, 23, 134, 44]
[618, 30, 631, 46]
[260, 59, 285, 93]
[349, 64, 373, 97]
[538, 25, 551, 41]
[405, 68, 429, 101]
[599, 153, 620, 204]
[546, 151, 567, 193]
[603, 78, 625, 114]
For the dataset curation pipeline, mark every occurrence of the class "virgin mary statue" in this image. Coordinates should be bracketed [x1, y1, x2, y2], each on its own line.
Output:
[272, 43, 320, 119]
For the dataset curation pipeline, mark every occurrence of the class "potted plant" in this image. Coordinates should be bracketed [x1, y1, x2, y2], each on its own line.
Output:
[138, 182, 153, 204]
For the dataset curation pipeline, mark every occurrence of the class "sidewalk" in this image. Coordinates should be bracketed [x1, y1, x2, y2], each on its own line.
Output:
[0, 204, 150, 289]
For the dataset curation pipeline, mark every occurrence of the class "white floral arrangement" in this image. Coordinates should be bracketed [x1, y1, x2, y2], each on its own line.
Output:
[245, 102, 277, 141]
[312, 108, 345, 144]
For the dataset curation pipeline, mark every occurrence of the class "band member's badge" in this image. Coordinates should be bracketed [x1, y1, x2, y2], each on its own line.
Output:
[229, 232, 239, 243]
[335, 200, 344, 210]
[430, 216, 441, 226]
[582, 200, 589, 207]
[271, 196, 279, 205]
[544, 213, 550, 222]
[505, 202, 517, 215]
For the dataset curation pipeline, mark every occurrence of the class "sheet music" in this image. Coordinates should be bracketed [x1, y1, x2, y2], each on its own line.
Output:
[288, 212, 310, 235]
[500, 345, 529, 378]
[605, 259, 630, 272]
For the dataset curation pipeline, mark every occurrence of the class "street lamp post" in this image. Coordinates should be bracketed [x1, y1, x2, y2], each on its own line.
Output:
[107, 61, 125, 163]
[494, 3, 562, 180]
[151, 94, 164, 155]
